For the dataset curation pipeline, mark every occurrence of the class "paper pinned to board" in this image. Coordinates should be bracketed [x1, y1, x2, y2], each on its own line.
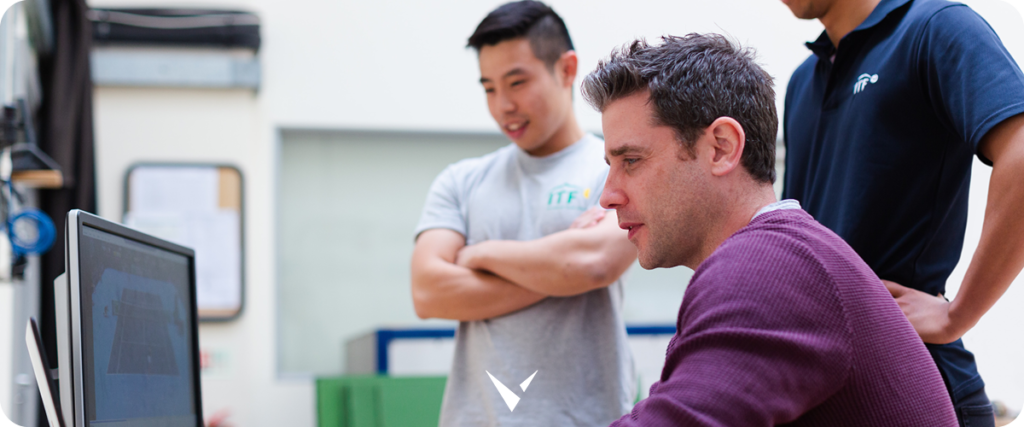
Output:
[124, 211, 241, 310]
[129, 166, 220, 214]
[125, 165, 243, 319]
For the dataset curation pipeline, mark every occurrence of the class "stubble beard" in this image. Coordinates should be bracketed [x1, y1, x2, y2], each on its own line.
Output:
[653, 226, 707, 270]
[637, 204, 708, 270]
[787, 0, 828, 20]
[638, 179, 719, 270]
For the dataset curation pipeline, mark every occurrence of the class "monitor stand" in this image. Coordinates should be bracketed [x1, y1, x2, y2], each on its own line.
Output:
[52, 273, 73, 427]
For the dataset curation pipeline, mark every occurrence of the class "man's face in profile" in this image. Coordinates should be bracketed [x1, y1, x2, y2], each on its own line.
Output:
[478, 38, 573, 154]
[599, 92, 714, 269]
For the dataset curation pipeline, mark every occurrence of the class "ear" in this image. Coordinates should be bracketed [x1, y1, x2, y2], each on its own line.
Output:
[706, 117, 745, 177]
[557, 50, 578, 88]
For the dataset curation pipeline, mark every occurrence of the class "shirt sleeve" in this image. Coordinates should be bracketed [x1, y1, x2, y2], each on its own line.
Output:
[611, 234, 852, 427]
[917, 4, 1024, 164]
[413, 165, 467, 240]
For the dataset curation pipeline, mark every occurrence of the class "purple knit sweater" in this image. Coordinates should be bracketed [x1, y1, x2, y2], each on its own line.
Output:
[612, 209, 957, 426]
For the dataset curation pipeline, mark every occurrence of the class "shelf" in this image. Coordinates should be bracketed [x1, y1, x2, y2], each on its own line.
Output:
[11, 170, 62, 188]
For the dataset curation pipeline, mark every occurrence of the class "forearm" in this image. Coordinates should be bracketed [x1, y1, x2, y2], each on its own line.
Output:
[465, 232, 610, 295]
[411, 258, 546, 321]
[461, 216, 635, 296]
[949, 143, 1024, 333]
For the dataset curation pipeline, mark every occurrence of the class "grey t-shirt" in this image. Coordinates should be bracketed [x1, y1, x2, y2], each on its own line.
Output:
[415, 134, 634, 426]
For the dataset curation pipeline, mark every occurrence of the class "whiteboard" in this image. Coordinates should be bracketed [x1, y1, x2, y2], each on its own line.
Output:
[123, 163, 244, 321]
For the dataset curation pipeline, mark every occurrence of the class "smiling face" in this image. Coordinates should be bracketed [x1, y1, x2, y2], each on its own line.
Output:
[478, 38, 576, 156]
[599, 92, 718, 270]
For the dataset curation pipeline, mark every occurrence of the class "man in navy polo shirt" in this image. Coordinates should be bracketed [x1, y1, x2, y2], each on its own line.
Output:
[781, 0, 1024, 425]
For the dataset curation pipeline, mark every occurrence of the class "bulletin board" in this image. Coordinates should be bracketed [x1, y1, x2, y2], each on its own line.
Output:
[123, 163, 244, 321]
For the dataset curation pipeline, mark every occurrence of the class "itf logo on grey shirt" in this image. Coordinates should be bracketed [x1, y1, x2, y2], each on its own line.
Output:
[546, 183, 591, 210]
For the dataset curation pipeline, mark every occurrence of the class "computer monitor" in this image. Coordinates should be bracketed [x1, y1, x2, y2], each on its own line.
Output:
[53, 210, 204, 427]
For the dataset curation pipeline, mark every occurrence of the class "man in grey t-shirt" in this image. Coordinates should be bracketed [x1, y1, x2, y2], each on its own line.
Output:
[411, 2, 637, 426]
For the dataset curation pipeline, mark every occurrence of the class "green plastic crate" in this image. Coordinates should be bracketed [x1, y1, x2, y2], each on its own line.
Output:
[317, 375, 447, 427]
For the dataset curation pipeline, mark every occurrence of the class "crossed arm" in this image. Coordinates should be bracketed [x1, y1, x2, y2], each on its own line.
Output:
[886, 113, 1024, 343]
[410, 208, 636, 321]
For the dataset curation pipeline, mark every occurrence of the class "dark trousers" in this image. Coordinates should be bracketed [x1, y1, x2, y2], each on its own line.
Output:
[954, 387, 995, 427]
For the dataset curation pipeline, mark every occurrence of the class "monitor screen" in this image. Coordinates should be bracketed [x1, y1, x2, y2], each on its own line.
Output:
[76, 224, 199, 427]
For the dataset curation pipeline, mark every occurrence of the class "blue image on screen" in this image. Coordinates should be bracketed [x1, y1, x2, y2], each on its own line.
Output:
[90, 268, 192, 421]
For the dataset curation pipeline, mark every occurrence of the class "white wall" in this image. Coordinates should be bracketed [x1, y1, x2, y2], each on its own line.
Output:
[87, 0, 1024, 425]
[92, 0, 825, 133]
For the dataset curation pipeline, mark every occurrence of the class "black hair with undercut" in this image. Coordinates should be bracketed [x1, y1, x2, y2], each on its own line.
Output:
[468, 1, 575, 70]
[581, 34, 778, 184]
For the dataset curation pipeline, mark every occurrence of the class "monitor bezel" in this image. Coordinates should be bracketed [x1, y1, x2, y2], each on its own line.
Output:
[66, 209, 204, 427]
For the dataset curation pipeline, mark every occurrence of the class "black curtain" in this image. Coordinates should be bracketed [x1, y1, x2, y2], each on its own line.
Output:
[35, 0, 96, 425]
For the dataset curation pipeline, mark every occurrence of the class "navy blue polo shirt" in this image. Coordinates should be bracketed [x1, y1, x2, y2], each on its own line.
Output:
[783, 0, 1024, 401]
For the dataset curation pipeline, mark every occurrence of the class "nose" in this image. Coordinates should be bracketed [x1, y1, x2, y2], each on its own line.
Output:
[497, 89, 516, 114]
[600, 177, 627, 210]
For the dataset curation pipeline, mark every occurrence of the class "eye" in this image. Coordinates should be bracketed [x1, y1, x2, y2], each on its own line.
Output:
[624, 158, 640, 166]
[510, 79, 526, 87]
[484, 87, 495, 94]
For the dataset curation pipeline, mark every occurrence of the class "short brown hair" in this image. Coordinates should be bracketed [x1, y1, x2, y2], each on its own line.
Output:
[582, 34, 778, 183]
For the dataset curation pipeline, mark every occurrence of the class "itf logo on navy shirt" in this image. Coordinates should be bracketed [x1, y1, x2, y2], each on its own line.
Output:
[853, 73, 879, 94]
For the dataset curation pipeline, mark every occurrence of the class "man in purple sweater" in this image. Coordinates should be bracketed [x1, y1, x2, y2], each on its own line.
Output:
[580, 34, 958, 426]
